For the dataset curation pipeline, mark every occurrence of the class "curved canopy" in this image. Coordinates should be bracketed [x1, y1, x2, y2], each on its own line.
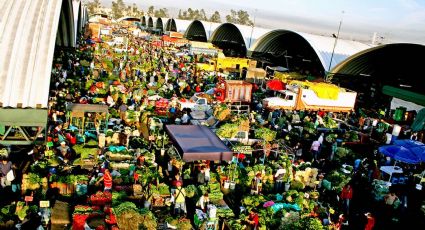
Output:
[250, 29, 370, 76]
[141, 16, 146, 26]
[117, 16, 141, 22]
[147, 17, 153, 28]
[332, 43, 425, 94]
[155, 18, 164, 31]
[0, 0, 75, 108]
[165, 18, 177, 32]
[210, 23, 246, 57]
[184, 20, 207, 42]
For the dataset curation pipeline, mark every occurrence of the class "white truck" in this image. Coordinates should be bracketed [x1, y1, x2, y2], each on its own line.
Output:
[263, 82, 357, 112]
[177, 93, 212, 112]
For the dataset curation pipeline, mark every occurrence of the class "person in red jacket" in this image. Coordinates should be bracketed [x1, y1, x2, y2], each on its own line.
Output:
[364, 212, 375, 230]
[340, 184, 353, 215]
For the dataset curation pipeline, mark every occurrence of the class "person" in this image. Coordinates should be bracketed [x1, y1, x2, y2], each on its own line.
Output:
[364, 212, 375, 230]
[97, 169, 113, 191]
[56, 141, 71, 163]
[311, 140, 321, 161]
[246, 209, 259, 230]
[340, 184, 353, 215]
[197, 193, 210, 212]
[294, 142, 303, 161]
[172, 173, 183, 188]
[0, 157, 12, 188]
[173, 182, 186, 216]
[251, 173, 262, 195]
[274, 166, 286, 192]
[118, 103, 128, 121]
[197, 167, 206, 185]
[181, 111, 190, 124]
[384, 191, 398, 206]
[204, 165, 210, 184]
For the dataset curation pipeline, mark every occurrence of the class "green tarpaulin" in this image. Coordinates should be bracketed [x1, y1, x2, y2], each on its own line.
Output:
[382, 85, 425, 107]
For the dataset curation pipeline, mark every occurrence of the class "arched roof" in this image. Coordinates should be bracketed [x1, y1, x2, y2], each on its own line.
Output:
[332, 43, 425, 94]
[147, 17, 154, 28]
[56, 0, 76, 47]
[141, 16, 146, 27]
[251, 29, 371, 73]
[210, 23, 247, 57]
[0, 0, 76, 108]
[165, 18, 177, 32]
[117, 16, 141, 22]
[184, 20, 207, 42]
[155, 18, 164, 31]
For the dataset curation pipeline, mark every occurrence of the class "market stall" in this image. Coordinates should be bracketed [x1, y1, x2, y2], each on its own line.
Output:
[66, 103, 109, 134]
[165, 125, 233, 162]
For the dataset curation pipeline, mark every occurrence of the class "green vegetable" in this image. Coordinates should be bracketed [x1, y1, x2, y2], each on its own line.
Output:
[254, 128, 277, 142]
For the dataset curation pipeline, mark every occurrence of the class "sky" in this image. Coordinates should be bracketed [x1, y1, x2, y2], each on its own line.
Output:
[101, 0, 425, 44]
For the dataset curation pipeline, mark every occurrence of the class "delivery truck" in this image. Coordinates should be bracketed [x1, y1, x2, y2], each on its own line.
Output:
[262, 81, 357, 112]
[214, 80, 253, 103]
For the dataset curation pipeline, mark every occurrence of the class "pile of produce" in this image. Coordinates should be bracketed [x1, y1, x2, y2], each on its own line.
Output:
[216, 207, 235, 218]
[22, 173, 42, 190]
[90, 191, 112, 205]
[322, 116, 338, 129]
[371, 180, 390, 201]
[206, 182, 223, 203]
[293, 167, 319, 188]
[165, 217, 192, 230]
[216, 123, 239, 139]
[254, 128, 277, 142]
[323, 170, 351, 192]
[157, 183, 170, 196]
[114, 203, 157, 229]
[213, 104, 231, 121]
[185, 185, 198, 198]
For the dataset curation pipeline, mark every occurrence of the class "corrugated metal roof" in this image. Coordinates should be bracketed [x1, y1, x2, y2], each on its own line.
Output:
[250, 29, 371, 72]
[0, 0, 63, 108]
[297, 31, 372, 71]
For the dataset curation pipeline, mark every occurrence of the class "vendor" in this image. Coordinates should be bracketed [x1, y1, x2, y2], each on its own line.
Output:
[96, 169, 113, 191]
[246, 209, 259, 230]
[56, 141, 72, 163]
[197, 192, 210, 212]
[251, 173, 263, 195]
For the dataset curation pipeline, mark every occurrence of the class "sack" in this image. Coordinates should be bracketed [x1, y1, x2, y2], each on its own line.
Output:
[6, 170, 15, 182]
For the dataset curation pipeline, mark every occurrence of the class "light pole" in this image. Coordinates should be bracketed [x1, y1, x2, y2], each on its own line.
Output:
[248, 9, 258, 49]
[327, 11, 344, 76]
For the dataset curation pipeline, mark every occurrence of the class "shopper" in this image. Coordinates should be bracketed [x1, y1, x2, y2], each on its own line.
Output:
[340, 184, 353, 215]
[173, 182, 186, 217]
[0, 157, 12, 188]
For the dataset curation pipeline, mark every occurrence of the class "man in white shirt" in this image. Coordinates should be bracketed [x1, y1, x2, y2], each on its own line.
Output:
[274, 166, 286, 192]
[311, 140, 321, 161]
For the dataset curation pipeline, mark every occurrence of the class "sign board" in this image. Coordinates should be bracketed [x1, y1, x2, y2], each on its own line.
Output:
[40, 200, 50, 208]
[232, 146, 253, 155]
[25, 196, 34, 202]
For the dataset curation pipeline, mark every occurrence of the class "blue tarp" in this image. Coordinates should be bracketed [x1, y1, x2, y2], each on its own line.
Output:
[393, 139, 425, 162]
[378, 145, 420, 164]
[393, 139, 424, 148]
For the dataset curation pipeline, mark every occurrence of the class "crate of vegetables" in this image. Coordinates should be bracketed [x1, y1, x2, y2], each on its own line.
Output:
[90, 191, 112, 206]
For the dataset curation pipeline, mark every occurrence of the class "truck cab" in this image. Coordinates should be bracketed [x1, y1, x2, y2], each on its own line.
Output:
[178, 93, 212, 111]
[263, 90, 297, 110]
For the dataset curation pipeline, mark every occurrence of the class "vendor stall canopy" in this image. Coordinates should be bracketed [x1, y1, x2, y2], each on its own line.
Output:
[165, 125, 233, 162]
[0, 0, 88, 109]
